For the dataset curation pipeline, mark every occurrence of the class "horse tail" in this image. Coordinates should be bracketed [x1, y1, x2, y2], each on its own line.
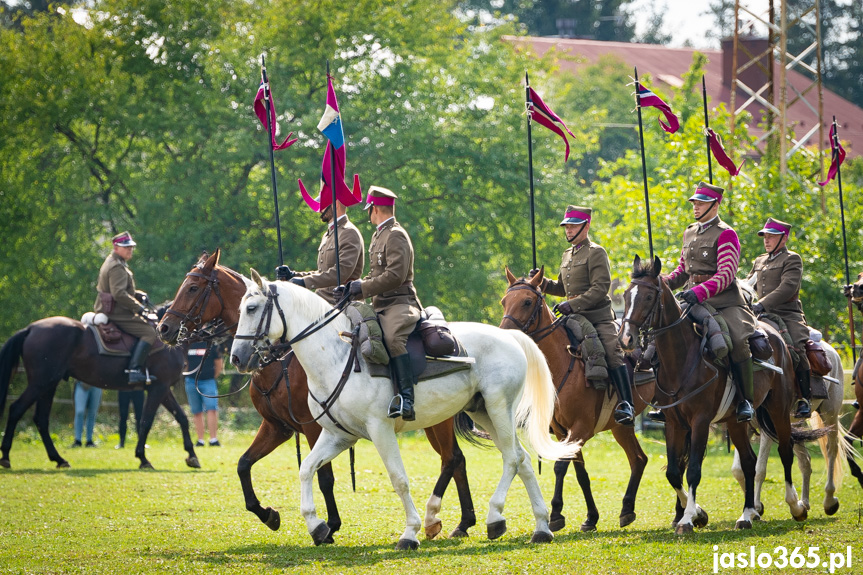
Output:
[509, 330, 581, 461]
[454, 412, 493, 449]
[756, 405, 830, 444]
[810, 410, 855, 489]
[0, 328, 29, 413]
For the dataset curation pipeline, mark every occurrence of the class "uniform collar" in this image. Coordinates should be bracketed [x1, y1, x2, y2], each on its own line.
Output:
[697, 216, 720, 234]
[376, 217, 395, 231]
[768, 246, 788, 261]
[110, 252, 128, 266]
[328, 214, 348, 231]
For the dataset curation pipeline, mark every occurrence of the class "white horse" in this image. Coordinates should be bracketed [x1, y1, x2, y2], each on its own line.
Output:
[230, 270, 581, 549]
[732, 340, 855, 517]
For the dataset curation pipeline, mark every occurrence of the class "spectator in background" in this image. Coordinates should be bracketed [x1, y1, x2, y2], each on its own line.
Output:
[116, 389, 145, 449]
[184, 341, 223, 447]
[72, 380, 103, 447]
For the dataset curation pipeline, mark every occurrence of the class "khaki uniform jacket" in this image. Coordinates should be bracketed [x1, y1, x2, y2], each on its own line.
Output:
[296, 216, 364, 305]
[361, 219, 421, 310]
[93, 252, 157, 344]
[543, 239, 614, 324]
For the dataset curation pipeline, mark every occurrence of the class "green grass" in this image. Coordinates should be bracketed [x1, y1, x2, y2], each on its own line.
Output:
[2, 427, 863, 574]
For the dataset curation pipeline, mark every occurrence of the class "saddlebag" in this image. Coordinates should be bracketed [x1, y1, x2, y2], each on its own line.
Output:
[748, 329, 773, 361]
[806, 340, 832, 376]
[419, 306, 457, 357]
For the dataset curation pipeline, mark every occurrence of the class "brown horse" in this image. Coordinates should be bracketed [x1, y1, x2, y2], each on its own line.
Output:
[499, 267, 652, 532]
[157, 249, 477, 541]
[845, 272, 863, 488]
[618, 256, 810, 533]
[0, 304, 198, 470]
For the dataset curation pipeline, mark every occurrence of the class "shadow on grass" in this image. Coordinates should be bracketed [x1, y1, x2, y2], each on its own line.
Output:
[2, 467, 214, 476]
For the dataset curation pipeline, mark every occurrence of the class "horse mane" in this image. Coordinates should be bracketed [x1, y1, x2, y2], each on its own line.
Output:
[631, 259, 660, 279]
[216, 263, 246, 283]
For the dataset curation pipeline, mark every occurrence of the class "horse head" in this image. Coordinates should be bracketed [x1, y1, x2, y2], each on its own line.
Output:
[619, 255, 665, 352]
[849, 271, 863, 306]
[158, 249, 225, 344]
[499, 266, 552, 336]
[230, 268, 276, 373]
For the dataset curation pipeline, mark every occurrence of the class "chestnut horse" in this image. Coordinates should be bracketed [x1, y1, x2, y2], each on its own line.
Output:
[618, 256, 810, 533]
[157, 249, 477, 541]
[846, 272, 863, 488]
[0, 303, 198, 470]
[500, 267, 652, 532]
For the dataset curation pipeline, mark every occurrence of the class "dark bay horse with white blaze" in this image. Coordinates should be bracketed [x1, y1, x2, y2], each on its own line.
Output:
[157, 250, 478, 540]
[231, 270, 581, 549]
[500, 267, 651, 532]
[0, 305, 198, 470]
[619, 256, 809, 533]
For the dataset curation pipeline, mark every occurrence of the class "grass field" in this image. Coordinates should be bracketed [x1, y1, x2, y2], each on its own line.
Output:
[2, 424, 863, 574]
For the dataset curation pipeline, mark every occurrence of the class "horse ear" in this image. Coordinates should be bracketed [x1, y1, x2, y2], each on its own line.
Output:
[250, 268, 264, 289]
[213, 248, 221, 267]
[528, 265, 545, 286]
[653, 255, 662, 275]
[632, 254, 641, 271]
[504, 266, 517, 286]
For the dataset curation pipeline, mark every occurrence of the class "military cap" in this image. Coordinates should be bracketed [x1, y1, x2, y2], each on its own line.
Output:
[364, 186, 398, 209]
[757, 217, 792, 236]
[559, 205, 592, 226]
[112, 231, 136, 247]
[688, 181, 724, 203]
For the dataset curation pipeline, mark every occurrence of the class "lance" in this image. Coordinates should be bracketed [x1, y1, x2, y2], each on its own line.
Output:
[261, 55, 284, 266]
[295, 434, 301, 468]
[702, 76, 714, 184]
[525, 71, 538, 271]
[833, 117, 856, 363]
[634, 67, 655, 261]
[327, 60, 342, 286]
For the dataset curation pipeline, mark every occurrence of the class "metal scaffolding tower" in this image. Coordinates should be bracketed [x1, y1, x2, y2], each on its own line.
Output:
[729, 0, 825, 195]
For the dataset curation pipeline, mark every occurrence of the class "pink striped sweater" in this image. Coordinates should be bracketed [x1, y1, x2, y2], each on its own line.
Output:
[666, 227, 741, 303]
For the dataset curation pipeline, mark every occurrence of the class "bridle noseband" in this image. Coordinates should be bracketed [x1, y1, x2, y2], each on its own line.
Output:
[502, 281, 565, 343]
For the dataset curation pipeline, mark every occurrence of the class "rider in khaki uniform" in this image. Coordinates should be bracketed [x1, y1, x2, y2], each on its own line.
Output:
[664, 182, 756, 422]
[530, 206, 635, 426]
[93, 231, 157, 385]
[277, 200, 364, 305]
[335, 186, 422, 421]
[745, 217, 812, 418]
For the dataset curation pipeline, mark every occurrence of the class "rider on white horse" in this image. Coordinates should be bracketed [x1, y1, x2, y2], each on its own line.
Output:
[335, 186, 422, 421]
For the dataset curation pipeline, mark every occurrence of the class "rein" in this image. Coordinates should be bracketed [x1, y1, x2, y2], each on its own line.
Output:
[502, 282, 566, 343]
[164, 267, 237, 344]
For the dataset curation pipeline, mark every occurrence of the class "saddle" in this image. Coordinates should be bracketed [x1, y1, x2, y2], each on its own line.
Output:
[759, 314, 832, 397]
[82, 312, 163, 357]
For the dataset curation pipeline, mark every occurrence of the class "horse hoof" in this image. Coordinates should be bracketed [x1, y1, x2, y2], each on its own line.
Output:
[56, 460, 70, 469]
[139, 461, 154, 470]
[449, 527, 469, 538]
[825, 500, 840, 516]
[487, 519, 507, 540]
[425, 519, 442, 540]
[0, 459, 10, 469]
[580, 521, 597, 533]
[675, 523, 694, 535]
[185, 456, 200, 469]
[735, 520, 752, 530]
[549, 517, 566, 532]
[755, 502, 764, 516]
[530, 530, 553, 544]
[264, 508, 280, 531]
[793, 508, 808, 522]
[311, 523, 332, 546]
[693, 509, 709, 529]
[395, 538, 419, 551]
[619, 512, 636, 528]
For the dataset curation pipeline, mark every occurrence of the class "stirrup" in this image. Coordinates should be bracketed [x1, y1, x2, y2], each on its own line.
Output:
[613, 402, 635, 426]
[388, 394, 405, 419]
[736, 400, 754, 423]
[794, 399, 812, 419]
[126, 368, 154, 385]
[647, 409, 665, 423]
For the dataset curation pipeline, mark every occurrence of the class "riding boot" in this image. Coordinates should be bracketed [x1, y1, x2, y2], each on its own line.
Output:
[729, 357, 754, 422]
[387, 354, 416, 421]
[794, 367, 812, 419]
[127, 340, 153, 385]
[609, 365, 635, 426]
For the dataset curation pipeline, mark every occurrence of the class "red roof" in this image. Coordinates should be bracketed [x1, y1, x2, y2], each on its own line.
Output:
[506, 36, 862, 158]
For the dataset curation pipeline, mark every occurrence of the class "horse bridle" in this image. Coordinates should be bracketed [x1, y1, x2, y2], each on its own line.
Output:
[502, 281, 566, 343]
[164, 266, 235, 343]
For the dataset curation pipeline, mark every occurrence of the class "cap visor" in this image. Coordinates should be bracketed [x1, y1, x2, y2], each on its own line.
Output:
[688, 193, 717, 202]
[757, 229, 784, 236]
[560, 217, 588, 226]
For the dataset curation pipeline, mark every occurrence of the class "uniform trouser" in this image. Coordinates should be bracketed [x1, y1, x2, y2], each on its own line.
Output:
[377, 304, 422, 357]
[780, 311, 811, 372]
[715, 304, 757, 362]
[109, 315, 158, 346]
[594, 319, 626, 369]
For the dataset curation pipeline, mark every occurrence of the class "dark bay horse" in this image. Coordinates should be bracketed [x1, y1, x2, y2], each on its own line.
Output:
[157, 249, 477, 541]
[0, 304, 198, 470]
[500, 267, 652, 532]
[618, 256, 809, 533]
[845, 272, 863, 488]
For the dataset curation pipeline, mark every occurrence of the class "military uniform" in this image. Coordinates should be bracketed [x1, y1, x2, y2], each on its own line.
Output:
[538, 205, 634, 425]
[94, 232, 156, 384]
[665, 182, 756, 421]
[294, 215, 364, 305]
[746, 217, 812, 416]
